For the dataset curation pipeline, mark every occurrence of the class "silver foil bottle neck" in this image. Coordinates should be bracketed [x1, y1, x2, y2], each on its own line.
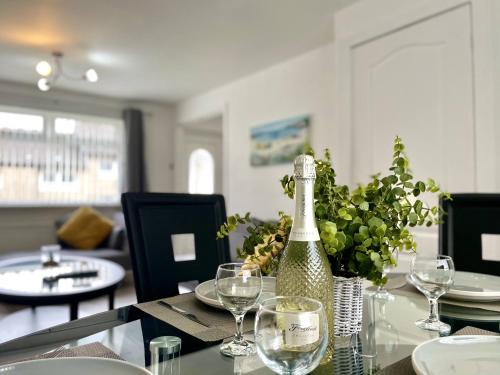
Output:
[294, 154, 316, 179]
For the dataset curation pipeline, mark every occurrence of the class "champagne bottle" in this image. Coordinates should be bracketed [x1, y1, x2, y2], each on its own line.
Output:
[276, 154, 335, 362]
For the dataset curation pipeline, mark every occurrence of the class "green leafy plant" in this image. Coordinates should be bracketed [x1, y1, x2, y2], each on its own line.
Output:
[217, 136, 449, 285]
[217, 211, 292, 275]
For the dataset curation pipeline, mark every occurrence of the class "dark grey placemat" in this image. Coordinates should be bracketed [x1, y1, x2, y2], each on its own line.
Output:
[375, 326, 499, 374]
[2, 342, 122, 366]
[135, 292, 254, 342]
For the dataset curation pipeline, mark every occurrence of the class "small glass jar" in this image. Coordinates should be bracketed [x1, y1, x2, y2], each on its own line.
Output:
[41, 244, 62, 267]
[150, 336, 181, 375]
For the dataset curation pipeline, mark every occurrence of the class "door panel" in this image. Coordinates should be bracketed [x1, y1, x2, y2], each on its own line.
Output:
[350, 5, 475, 257]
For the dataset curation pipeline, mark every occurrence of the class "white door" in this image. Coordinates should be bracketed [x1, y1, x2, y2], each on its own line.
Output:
[339, 4, 476, 260]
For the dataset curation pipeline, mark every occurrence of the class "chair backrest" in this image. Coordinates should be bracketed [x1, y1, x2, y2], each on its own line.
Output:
[121, 193, 230, 302]
[439, 193, 500, 276]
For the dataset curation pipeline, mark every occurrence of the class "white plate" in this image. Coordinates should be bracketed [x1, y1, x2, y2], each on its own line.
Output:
[406, 271, 500, 302]
[440, 303, 500, 322]
[0, 357, 151, 375]
[447, 272, 500, 301]
[195, 276, 276, 311]
[412, 335, 500, 375]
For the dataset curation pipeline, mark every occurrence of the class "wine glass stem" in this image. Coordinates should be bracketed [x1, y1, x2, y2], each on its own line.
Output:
[233, 313, 245, 343]
[427, 297, 439, 322]
[377, 270, 387, 293]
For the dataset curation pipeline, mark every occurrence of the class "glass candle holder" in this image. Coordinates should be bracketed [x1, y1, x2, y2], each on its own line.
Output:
[40, 244, 62, 267]
[150, 336, 182, 375]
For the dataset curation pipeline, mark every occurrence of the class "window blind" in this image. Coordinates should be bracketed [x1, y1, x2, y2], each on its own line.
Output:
[0, 108, 124, 205]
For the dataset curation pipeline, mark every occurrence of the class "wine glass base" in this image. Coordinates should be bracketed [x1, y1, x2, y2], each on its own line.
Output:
[415, 319, 451, 334]
[220, 338, 256, 357]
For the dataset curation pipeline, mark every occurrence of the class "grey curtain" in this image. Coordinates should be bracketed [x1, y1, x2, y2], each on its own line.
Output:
[123, 108, 145, 192]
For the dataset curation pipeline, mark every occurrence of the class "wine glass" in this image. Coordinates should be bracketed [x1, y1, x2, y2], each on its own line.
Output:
[215, 263, 262, 357]
[254, 296, 328, 375]
[409, 254, 455, 334]
[374, 250, 399, 300]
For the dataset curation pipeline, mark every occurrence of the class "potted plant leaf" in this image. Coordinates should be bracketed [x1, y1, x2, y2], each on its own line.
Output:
[217, 136, 449, 336]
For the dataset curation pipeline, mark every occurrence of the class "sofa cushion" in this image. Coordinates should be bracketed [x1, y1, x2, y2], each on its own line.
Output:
[57, 206, 114, 250]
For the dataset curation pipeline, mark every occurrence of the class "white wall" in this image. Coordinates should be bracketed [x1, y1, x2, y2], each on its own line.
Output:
[176, 45, 336, 220]
[177, 0, 500, 222]
[0, 80, 175, 253]
[492, 2, 500, 191]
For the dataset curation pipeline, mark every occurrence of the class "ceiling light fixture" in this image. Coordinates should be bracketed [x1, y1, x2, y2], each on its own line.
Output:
[84, 68, 98, 83]
[35, 51, 99, 92]
[36, 61, 52, 77]
[37, 77, 51, 92]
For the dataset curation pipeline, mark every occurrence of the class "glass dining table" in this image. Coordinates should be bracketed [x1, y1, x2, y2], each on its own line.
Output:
[0, 280, 498, 375]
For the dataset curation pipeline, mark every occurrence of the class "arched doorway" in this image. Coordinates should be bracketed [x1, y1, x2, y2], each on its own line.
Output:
[188, 148, 214, 194]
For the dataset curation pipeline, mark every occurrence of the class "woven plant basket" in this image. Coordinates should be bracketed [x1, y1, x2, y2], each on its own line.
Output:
[333, 276, 364, 337]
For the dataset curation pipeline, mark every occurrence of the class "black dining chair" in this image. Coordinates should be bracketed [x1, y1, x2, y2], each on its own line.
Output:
[121, 193, 230, 303]
[439, 193, 500, 276]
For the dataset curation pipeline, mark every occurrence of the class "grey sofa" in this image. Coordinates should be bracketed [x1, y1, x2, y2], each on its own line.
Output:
[53, 210, 131, 270]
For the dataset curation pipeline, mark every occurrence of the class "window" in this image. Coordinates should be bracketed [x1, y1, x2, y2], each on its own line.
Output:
[188, 148, 214, 194]
[0, 107, 124, 205]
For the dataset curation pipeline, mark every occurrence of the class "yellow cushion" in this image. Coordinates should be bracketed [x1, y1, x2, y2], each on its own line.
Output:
[57, 206, 114, 250]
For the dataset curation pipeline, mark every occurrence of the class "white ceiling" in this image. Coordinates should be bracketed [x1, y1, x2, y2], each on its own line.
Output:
[0, 0, 356, 102]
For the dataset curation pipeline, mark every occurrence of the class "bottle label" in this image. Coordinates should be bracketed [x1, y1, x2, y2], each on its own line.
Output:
[289, 228, 320, 241]
[282, 312, 320, 347]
